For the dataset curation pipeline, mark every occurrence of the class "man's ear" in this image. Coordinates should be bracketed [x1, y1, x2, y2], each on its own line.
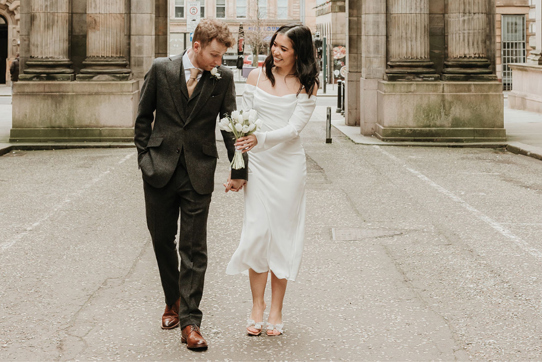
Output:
[193, 41, 201, 53]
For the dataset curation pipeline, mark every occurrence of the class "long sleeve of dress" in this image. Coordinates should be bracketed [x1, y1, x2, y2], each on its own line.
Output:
[251, 95, 317, 153]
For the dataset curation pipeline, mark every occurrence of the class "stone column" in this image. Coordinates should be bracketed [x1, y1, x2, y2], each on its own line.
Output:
[77, 0, 131, 81]
[386, 0, 438, 81]
[360, 0, 387, 135]
[443, 0, 495, 80]
[345, 0, 361, 126]
[21, 0, 74, 80]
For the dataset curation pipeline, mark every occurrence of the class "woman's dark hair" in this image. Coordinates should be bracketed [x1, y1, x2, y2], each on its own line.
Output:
[263, 24, 320, 97]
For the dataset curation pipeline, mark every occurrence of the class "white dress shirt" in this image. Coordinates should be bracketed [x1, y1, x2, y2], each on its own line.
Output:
[183, 51, 203, 83]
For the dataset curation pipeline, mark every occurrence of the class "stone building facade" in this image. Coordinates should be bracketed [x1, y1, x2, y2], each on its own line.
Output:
[496, 0, 533, 89]
[509, 0, 542, 112]
[169, 0, 316, 60]
[11, 0, 168, 142]
[0, 0, 20, 85]
[346, 0, 505, 142]
[314, 0, 346, 83]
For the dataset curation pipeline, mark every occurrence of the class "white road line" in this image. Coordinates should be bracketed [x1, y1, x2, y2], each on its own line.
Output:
[375, 146, 542, 260]
[0, 152, 135, 253]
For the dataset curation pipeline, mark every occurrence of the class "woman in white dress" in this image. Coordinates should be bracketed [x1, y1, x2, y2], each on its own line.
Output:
[225, 24, 319, 336]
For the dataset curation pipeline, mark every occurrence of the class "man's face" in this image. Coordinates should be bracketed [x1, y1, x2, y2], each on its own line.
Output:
[193, 39, 228, 71]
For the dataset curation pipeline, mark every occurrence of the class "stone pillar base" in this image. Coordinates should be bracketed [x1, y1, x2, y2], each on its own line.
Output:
[375, 81, 505, 142]
[508, 64, 542, 113]
[19, 74, 75, 81]
[24, 59, 74, 74]
[77, 58, 132, 81]
[10, 128, 134, 142]
[11, 80, 140, 142]
[76, 74, 131, 81]
[386, 60, 440, 81]
[441, 74, 497, 81]
[443, 59, 496, 81]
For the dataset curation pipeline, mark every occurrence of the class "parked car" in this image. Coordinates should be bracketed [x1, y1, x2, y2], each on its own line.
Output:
[243, 54, 267, 67]
[222, 54, 238, 67]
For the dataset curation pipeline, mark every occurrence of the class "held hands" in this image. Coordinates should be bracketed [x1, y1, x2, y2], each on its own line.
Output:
[235, 135, 258, 153]
[224, 175, 247, 193]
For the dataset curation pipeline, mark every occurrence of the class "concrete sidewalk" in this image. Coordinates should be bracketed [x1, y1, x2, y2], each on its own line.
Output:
[332, 96, 542, 161]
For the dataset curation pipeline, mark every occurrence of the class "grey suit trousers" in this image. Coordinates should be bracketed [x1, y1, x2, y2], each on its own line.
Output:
[143, 153, 211, 329]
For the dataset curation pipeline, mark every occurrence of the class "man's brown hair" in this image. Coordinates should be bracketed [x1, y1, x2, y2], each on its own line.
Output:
[193, 19, 234, 49]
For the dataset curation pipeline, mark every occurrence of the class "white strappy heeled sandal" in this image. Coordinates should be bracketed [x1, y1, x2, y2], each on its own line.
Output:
[266, 322, 284, 336]
[246, 319, 264, 336]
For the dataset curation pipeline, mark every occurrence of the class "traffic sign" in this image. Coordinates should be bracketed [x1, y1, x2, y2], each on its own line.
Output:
[187, 1, 201, 34]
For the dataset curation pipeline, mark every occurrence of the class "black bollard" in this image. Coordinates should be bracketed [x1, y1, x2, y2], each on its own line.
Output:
[326, 107, 332, 144]
[336, 80, 342, 113]
[341, 81, 346, 116]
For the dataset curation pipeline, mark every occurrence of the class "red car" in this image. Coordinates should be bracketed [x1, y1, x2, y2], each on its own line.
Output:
[243, 54, 267, 67]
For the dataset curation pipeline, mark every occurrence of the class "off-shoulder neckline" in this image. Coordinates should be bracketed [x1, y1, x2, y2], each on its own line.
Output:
[245, 84, 312, 98]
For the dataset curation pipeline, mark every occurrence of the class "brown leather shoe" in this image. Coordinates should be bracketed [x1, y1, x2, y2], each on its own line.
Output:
[161, 299, 180, 330]
[181, 324, 208, 350]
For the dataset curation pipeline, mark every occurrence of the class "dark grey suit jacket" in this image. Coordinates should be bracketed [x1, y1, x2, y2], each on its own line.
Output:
[134, 53, 248, 194]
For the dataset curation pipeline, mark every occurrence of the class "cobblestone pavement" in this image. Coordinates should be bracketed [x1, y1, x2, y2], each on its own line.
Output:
[1, 98, 542, 360]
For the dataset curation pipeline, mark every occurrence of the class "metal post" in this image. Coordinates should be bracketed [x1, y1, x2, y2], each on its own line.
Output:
[326, 107, 332, 143]
[341, 81, 346, 116]
[336, 80, 342, 113]
[323, 37, 327, 94]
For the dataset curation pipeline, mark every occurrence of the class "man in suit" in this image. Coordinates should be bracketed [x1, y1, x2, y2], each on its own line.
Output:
[134, 19, 247, 350]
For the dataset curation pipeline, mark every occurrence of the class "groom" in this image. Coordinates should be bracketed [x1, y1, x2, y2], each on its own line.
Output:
[134, 19, 247, 350]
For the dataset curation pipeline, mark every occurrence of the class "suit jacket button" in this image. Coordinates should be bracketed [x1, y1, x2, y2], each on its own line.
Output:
[176, 148, 180, 153]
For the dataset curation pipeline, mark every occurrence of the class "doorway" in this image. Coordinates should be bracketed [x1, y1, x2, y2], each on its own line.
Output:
[0, 16, 7, 84]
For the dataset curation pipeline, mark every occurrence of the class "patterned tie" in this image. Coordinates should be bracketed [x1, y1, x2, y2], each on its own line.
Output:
[187, 68, 202, 98]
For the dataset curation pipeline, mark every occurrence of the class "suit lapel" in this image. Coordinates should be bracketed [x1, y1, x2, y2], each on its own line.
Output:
[165, 53, 188, 122]
[185, 71, 217, 126]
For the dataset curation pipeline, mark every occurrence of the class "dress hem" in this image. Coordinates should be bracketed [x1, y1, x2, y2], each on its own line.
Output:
[226, 267, 297, 282]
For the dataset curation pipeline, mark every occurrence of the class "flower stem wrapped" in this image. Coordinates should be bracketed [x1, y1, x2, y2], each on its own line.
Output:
[219, 109, 262, 170]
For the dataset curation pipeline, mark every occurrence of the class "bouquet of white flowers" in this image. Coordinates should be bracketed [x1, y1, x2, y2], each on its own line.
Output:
[218, 109, 263, 169]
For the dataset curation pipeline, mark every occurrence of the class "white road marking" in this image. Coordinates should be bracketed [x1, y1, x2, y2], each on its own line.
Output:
[0, 152, 135, 253]
[375, 146, 542, 260]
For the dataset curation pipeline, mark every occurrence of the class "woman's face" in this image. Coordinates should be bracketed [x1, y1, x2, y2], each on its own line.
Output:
[271, 33, 296, 71]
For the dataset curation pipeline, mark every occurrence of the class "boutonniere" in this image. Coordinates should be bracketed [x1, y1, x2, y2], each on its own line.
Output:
[210, 67, 222, 81]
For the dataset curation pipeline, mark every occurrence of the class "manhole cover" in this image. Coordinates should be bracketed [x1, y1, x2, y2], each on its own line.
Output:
[332, 228, 403, 241]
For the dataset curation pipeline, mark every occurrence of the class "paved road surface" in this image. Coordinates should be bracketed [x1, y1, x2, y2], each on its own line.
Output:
[1, 99, 542, 360]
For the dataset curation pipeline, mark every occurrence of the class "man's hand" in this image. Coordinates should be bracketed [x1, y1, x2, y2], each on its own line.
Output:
[224, 178, 247, 193]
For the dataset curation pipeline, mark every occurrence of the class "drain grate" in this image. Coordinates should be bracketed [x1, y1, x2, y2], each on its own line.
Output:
[332, 228, 403, 241]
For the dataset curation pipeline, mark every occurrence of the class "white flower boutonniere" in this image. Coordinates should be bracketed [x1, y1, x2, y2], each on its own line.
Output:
[210, 67, 222, 81]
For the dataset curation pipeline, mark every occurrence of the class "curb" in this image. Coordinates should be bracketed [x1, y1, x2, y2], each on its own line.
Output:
[0, 142, 134, 156]
[330, 122, 542, 162]
[505, 142, 542, 161]
[2, 135, 542, 164]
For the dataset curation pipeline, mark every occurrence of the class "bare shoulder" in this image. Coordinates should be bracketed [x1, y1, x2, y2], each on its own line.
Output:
[299, 83, 319, 97]
[246, 68, 261, 86]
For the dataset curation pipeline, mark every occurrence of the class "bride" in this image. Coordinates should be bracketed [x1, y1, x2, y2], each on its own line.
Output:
[225, 24, 319, 336]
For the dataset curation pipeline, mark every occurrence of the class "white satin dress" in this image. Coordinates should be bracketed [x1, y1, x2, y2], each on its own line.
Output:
[226, 71, 317, 281]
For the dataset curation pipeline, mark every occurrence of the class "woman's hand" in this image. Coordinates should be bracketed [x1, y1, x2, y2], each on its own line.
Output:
[223, 172, 246, 193]
[235, 134, 258, 153]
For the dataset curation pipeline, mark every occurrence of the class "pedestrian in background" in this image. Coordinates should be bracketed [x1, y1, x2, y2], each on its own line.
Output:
[10, 53, 19, 97]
